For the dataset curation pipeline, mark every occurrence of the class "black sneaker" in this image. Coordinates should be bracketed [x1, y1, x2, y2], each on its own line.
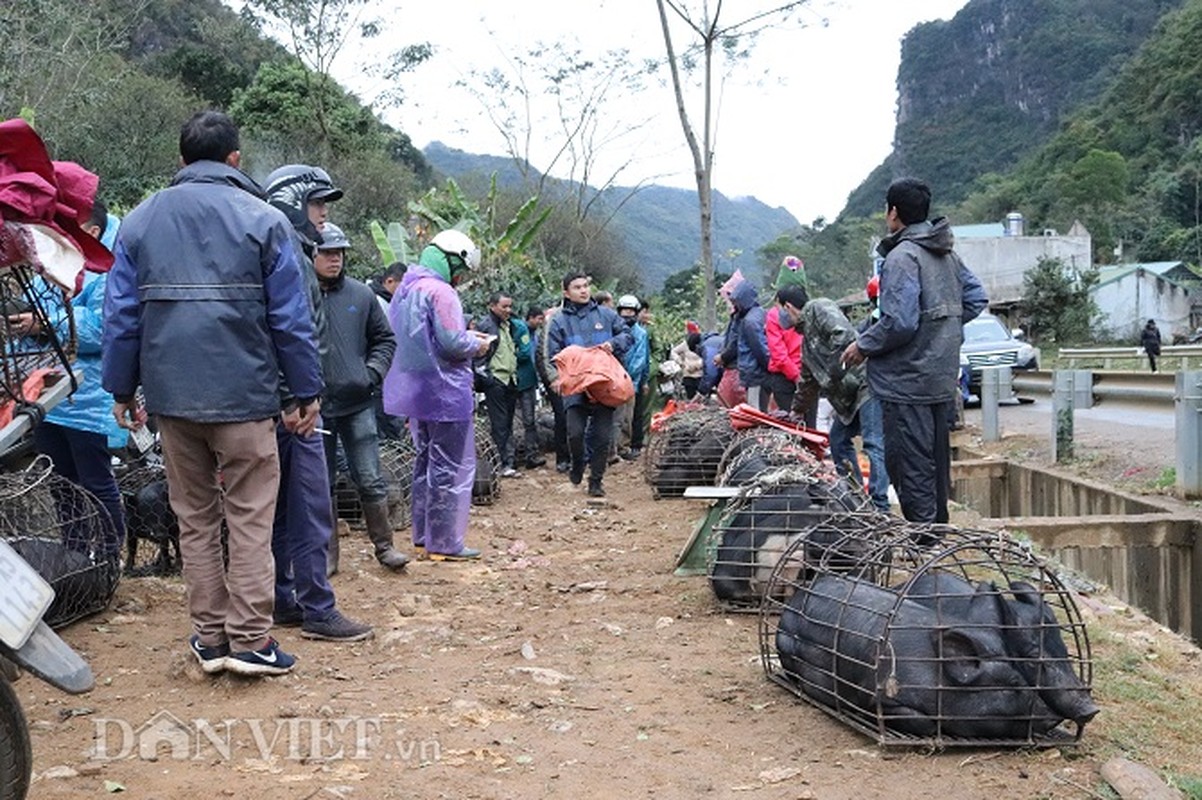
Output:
[525, 456, 547, 468]
[587, 481, 606, 498]
[225, 638, 296, 676]
[301, 610, 374, 642]
[189, 634, 230, 674]
[569, 466, 583, 486]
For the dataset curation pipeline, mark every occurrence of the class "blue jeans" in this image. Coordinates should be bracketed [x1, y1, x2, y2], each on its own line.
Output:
[322, 406, 387, 503]
[272, 421, 336, 621]
[828, 395, 890, 513]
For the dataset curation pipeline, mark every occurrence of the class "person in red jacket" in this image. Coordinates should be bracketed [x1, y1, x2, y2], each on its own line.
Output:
[763, 285, 807, 412]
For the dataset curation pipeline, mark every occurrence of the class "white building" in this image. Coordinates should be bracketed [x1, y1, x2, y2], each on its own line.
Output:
[953, 217, 1093, 309]
[1092, 261, 1199, 342]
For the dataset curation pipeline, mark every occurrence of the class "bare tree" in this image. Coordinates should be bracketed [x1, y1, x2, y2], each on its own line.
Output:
[654, 0, 812, 328]
[458, 40, 665, 258]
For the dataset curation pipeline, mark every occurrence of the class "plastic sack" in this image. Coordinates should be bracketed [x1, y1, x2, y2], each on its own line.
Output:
[553, 345, 635, 408]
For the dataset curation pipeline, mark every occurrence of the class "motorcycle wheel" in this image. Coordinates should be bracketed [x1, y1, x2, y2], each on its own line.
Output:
[0, 677, 31, 800]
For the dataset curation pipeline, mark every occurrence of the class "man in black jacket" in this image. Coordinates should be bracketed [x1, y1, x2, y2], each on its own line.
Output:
[310, 223, 404, 568]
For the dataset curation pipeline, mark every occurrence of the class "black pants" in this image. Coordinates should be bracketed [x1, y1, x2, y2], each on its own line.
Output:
[544, 384, 570, 466]
[881, 399, 953, 524]
[762, 372, 796, 414]
[483, 380, 519, 468]
[631, 385, 650, 450]
[566, 402, 615, 484]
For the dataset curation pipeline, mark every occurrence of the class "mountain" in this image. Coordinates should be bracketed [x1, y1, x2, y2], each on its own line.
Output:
[422, 142, 800, 291]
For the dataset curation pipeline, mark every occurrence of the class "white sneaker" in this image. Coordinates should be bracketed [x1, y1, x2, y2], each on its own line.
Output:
[500, 467, 521, 478]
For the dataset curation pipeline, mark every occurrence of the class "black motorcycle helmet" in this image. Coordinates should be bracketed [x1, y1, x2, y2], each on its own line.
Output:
[264, 164, 343, 243]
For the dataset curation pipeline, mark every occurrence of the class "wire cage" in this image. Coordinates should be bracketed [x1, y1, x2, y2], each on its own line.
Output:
[644, 407, 735, 498]
[472, 414, 501, 505]
[0, 260, 76, 411]
[0, 456, 119, 628]
[717, 428, 826, 487]
[332, 436, 417, 530]
[708, 465, 875, 610]
[116, 461, 181, 578]
[759, 521, 1098, 748]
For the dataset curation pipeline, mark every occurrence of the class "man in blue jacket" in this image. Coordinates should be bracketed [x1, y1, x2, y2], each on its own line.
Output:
[103, 111, 322, 677]
[843, 177, 988, 525]
[546, 272, 632, 497]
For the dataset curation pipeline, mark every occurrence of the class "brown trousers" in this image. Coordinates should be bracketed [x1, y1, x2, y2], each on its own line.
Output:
[157, 416, 280, 652]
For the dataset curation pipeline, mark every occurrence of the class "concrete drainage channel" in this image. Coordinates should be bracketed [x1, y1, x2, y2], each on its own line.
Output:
[951, 455, 1202, 644]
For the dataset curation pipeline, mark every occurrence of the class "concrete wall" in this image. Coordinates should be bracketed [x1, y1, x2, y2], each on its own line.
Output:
[952, 459, 1200, 643]
[956, 234, 1093, 306]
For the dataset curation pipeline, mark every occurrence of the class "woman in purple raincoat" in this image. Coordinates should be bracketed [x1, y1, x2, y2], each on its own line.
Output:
[383, 230, 489, 560]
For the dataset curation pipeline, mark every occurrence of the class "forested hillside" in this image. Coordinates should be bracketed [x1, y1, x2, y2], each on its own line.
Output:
[797, 0, 1196, 301]
[842, 0, 1182, 220]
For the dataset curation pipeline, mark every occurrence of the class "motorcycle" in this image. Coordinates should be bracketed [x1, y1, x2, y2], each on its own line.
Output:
[0, 537, 95, 800]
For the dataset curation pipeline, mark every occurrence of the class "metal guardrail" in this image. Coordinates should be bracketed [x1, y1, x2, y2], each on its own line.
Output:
[1011, 369, 1175, 404]
[1059, 344, 1202, 370]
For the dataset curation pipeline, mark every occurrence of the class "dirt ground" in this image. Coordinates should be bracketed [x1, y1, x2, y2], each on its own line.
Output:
[16, 412, 1202, 800]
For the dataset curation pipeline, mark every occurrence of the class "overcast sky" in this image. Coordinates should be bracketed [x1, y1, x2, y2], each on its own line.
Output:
[247, 0, 971, 225]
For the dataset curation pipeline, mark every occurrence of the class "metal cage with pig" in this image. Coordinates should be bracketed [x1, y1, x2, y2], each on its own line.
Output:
[707, 465, 875, 610]
[472, 414, 501, 505]
[0, 456, 119, 628]
[332, 435, 417, 529]
[644, 407, 734, 498]
[759, 522, 1098, 747]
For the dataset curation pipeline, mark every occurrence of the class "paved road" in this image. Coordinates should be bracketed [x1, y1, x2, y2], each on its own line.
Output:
[962, 395, 1176, 474]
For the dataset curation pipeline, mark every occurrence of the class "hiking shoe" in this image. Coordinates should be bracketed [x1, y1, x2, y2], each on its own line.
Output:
[189, 635, 229, 674]
[273, 605, 303, 627]
[500, 467, 521, 478]
[525, 456, 547, 468]
[301, 610, 374, 642]
[428, 547, 482, 561]
[225, 638, 296, 676]
[587, 481, 606, 498]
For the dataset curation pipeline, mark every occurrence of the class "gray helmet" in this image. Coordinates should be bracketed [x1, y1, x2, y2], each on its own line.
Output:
[315, 222, 350, 251]
[264, 164, 343, 232]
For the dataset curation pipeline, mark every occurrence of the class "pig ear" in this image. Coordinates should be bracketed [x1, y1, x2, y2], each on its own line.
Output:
[1008, 581, 1040, 607]
[933, 629, 987, 686]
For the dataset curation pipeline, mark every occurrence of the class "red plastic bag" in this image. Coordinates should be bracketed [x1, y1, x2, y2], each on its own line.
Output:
[553, 345, 635, 408]
[715, 368, 746, 408]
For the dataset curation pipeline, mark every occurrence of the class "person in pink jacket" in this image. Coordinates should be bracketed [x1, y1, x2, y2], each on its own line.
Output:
[763, 285, 807, 412]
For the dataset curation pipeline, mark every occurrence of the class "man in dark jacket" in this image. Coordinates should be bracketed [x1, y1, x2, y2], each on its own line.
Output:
[843, 177, 988, 524]
[103, 111, 321, 676]
[721, 279, 770, 410]
[546, 271, 633, 497]
[310, 223, 402, 568]
[263, 165, 376, 644]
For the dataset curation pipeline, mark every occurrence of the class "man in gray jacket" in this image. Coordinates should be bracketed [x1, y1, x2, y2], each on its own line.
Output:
[311, 223, 404, 568]
[843, 178, 988, 525]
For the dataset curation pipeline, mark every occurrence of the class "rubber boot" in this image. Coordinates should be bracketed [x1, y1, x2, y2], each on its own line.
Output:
[362, 499, 409, 570]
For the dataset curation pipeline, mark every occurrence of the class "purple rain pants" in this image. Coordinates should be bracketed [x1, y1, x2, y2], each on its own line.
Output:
[271, 421, 336, 621]
[410, 418, 476, 555]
